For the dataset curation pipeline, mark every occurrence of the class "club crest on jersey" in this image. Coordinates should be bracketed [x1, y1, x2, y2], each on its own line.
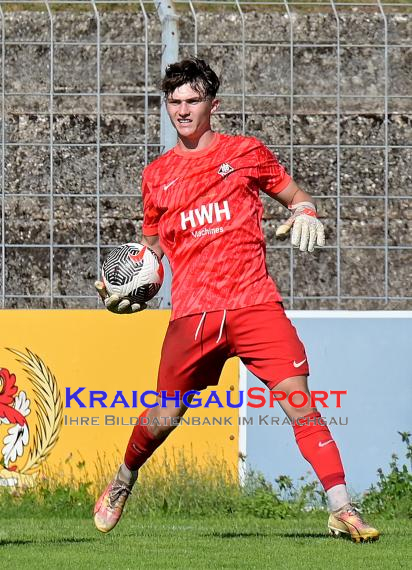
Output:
[218, 163, 234, 177]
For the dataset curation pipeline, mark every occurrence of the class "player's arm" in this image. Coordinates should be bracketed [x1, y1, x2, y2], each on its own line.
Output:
[274, 179, 325, 252]
[274, 178, 314, 209]
[257, 142, 325, 252]
[141, 234, 164, 260]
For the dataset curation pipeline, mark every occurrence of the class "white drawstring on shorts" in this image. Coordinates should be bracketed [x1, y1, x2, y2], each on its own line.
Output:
[193, 309, 227, 344]
[216, 309, 226, 344]
[194, 311, 207, 341]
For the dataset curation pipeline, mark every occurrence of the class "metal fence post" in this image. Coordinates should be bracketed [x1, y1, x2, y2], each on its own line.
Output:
[330, 0, 341, 306]
[90, 1, 101, 306]
[154, 0, 179, 309]
[156, 0, 179, 153]
[45, 1, 54, 308]
[377, 0, 389, 303]
[0, 5, 4, 308]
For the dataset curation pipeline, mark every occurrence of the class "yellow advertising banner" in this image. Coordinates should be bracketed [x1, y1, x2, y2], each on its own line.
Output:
[0, 310, 239, 487]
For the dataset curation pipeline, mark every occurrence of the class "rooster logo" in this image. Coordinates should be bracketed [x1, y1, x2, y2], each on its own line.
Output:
[0, 348, 63, 486]
[0, 368, 30, 469]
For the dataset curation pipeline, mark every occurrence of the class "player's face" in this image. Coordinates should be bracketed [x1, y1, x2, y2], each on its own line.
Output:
[166, 84, 219, 141]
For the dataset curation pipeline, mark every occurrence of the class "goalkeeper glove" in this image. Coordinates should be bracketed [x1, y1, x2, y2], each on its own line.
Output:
[276, 202, 325, 252]
[94, 281, 147, 314]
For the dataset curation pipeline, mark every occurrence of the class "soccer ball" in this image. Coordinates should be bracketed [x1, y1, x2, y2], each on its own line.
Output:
[101, 242, 164, 304]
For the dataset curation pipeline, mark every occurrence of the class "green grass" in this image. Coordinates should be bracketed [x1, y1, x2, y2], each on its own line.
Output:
[1, 436, 410, 567]
[0, 514, 410, 569]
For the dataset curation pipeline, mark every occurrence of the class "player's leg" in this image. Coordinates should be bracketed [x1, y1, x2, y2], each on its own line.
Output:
[274, 374, 347, 499]
[229, 302, 346, 495]
[94, 312, 228, 533]
[123, 392, 194, 476]
[122, 311, 228, 476]
[231, 302, 379, 542]
[275, 375, 380, 542]
[94, 394, 193, 533]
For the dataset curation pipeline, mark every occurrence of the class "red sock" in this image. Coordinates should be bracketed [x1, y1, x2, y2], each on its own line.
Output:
[124, 410, 165, 471]
[293, 412, 346, 491]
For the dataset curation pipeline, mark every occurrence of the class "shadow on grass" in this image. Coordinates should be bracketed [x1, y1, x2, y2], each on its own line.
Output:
[208, 531, 270, 539]
[205, 531, 330, 540]
[274, 532, 330, 539]
[0, 537, 96, 547]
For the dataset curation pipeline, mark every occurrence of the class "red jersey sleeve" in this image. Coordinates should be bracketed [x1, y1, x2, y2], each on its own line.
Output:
[142, 171, 162, 236]
[257, 142, 291, 197]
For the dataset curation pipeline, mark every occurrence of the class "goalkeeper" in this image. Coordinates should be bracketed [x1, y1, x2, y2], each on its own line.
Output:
[94, 57, 379, 543]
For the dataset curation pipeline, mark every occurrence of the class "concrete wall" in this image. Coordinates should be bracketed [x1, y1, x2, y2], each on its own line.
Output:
[2, 7, 411, 308]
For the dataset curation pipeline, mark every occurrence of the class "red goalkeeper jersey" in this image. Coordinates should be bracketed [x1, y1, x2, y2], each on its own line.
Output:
[142, 133, 291, 320]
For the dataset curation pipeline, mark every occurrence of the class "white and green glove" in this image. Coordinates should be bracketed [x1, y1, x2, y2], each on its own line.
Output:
[95, 281, 146, 314]
[276, 202, 325, 252]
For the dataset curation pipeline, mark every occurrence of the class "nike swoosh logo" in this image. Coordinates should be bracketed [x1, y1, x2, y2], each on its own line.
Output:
[319, 439, 334, 448]
[129, 246, 146, 263]
[164, 177, 179, 191]
[293, 359, 307, 368]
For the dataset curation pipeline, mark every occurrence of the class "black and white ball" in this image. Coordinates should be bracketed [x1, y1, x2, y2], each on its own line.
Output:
[102, 243, 164, 304]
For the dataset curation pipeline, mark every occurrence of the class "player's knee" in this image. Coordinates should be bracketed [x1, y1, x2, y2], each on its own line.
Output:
[291, 405, 316, 420]
[280, 388, 314, 420]
[147, 416, 179, 439]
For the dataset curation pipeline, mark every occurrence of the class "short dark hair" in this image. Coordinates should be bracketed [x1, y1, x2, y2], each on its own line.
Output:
[161, 57, 220, 99]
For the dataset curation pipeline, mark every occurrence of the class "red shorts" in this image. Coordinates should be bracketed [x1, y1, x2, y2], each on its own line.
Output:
[157, 302, 309, 396]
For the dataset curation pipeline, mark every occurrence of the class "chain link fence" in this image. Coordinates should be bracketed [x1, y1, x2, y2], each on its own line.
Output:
[1, 0, 411, 309]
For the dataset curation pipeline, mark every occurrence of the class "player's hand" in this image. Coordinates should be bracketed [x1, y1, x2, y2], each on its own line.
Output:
[94, 281, 147, 314]
[276, 202, 325, 252]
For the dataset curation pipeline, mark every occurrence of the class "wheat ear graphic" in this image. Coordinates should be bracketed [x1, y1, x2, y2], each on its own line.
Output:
[7, 348, 63, 474]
